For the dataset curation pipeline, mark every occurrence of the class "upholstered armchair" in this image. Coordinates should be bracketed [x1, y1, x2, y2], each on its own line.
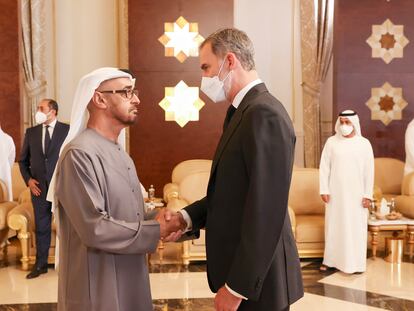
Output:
[0, 180, 18, 264]
[395, 172, 414, 219]
[288, 168, 325, 258]
[1, 163, 28, 264]
[374, 157, 404, 201]
[163, 159, 212, 265]
[163, 159, 212, 205]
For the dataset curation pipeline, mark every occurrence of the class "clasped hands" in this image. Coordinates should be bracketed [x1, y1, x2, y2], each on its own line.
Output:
[155, 209, 242, 311]
[155, 209, 187, 242]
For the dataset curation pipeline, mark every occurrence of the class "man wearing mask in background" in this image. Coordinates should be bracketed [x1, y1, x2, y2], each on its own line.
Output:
[19, 99, 69, 278]
[319, 110, 374, 274]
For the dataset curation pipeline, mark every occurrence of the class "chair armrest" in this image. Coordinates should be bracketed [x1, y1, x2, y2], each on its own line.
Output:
[163, 183, 180, 203]
[288, 206, 296, 237]
[395, 195, 414, 219]
[18, 188, 31, 204]
[166, 197, 189, 212]
[401, 172, 414, 196]
[7, 202, 35, 233]
[0, 201, 17, 230]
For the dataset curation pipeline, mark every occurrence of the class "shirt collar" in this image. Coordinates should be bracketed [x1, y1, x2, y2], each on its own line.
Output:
[231, 79, 262, 109]
[44, 119, 57, 128]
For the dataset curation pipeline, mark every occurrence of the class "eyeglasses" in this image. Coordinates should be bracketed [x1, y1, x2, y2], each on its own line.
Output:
[97, 88, 139, 99]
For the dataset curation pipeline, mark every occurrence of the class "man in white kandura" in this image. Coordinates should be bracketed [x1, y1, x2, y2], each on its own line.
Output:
[0, 123, 15, 201]
[404, 118, 414, 176]
[319, 110, 374, 274]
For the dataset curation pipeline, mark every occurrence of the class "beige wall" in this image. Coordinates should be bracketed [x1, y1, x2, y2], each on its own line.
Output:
[234, 0, 305, 166]
[49, 0, 122, 122]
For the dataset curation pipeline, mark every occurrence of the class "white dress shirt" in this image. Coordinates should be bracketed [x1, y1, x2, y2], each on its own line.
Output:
[179, 79, 262, 300]
[42, 119, 57, 154]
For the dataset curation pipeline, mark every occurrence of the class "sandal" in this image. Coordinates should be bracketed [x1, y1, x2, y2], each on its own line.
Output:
[319, 265, 328, 271]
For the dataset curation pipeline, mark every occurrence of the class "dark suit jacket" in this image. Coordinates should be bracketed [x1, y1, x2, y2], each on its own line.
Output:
[19, 121, 69, 192]
[185, 83, 303, 310]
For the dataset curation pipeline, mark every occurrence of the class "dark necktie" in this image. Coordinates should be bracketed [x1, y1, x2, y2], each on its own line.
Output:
[44, 125, 51, 154]
[223, 105, 237, 131]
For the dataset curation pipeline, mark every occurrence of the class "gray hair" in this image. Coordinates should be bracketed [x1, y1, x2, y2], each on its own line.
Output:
[201, 28, 256, 71]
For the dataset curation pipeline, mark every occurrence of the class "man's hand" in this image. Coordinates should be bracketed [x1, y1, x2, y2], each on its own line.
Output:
[214, 286, 242, 311]
[362, 197, 371, 209]
[28, 178, 41, 196]
[321, 194, 330, 203]
[155, 209, 187, 240]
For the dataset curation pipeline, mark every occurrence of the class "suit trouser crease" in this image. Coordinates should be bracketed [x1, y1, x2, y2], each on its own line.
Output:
[32, 188, 52, 267]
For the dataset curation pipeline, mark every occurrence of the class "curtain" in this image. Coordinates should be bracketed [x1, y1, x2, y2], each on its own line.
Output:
[300, 0, 334, 167]
[21, 0, 47, 126]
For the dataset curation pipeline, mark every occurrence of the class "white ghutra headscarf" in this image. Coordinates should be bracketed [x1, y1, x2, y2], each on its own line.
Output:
[47, 67, 133, 205]
[334, 110, 362, 137]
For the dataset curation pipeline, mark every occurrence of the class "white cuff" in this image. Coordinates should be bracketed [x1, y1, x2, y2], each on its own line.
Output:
[225, 284, 248, 300]
[178, 210, 193, 232]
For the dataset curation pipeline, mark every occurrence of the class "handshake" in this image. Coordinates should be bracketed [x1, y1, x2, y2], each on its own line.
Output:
[155, 209, 188, 242]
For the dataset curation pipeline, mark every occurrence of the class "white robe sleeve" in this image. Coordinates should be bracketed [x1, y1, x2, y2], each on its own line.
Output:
[405, 121, 414, 175]
[319, 139, 331, 195]
[363, 140, 375, 200]
[8, 137, 15, 168]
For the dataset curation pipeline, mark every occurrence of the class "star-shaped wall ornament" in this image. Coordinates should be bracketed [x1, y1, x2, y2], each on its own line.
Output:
[366, 19, 409, 64]
[158, 16, 204, 63]
[365, 82, 408, 126]
[159, 80, 205, 127]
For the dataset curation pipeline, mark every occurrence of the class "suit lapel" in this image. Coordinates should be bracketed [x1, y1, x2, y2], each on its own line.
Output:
[210, 83, 267, 177]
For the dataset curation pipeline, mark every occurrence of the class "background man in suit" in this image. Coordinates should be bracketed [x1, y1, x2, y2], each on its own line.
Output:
[166, 28, 304, 311]
[19, 99, 69, 279]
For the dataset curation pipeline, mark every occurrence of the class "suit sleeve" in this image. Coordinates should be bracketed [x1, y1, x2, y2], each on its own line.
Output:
[225, 105, 295, 300]
[19, 130, 32, 184]
[55, 149, 160, 255]
[183, 196, 208, 233]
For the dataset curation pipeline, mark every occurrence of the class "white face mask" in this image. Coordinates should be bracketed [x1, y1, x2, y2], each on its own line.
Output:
[200, 59, 231, 103]
[35, 111, 50, 124]
[340, 124, 354, 136]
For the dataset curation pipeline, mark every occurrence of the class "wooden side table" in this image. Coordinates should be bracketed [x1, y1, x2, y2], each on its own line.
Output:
[368, 218, 414, 260]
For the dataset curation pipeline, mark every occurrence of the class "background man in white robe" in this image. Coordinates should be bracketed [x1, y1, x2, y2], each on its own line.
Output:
[404, 119, 414, 176]
[0, 123, 15, 201]
[52, 68, 181, 311]
[319, 110, 374, 274]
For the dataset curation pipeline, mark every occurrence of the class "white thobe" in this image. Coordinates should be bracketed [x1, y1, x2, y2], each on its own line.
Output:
[0, 128, 15, 201]
[404, 119, 414, 176]
[319, 135, 374, 273]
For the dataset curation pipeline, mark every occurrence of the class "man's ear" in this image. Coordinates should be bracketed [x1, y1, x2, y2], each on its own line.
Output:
[91, 92, 108, 110]
[226, 52, 237, 70]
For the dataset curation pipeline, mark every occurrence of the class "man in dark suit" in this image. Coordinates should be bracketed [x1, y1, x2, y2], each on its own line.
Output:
[165, 28, 304, 311]
[19, 99, 69, 279]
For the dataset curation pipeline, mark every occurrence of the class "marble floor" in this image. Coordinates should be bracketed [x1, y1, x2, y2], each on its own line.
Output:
[0, 240, 413, 310]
